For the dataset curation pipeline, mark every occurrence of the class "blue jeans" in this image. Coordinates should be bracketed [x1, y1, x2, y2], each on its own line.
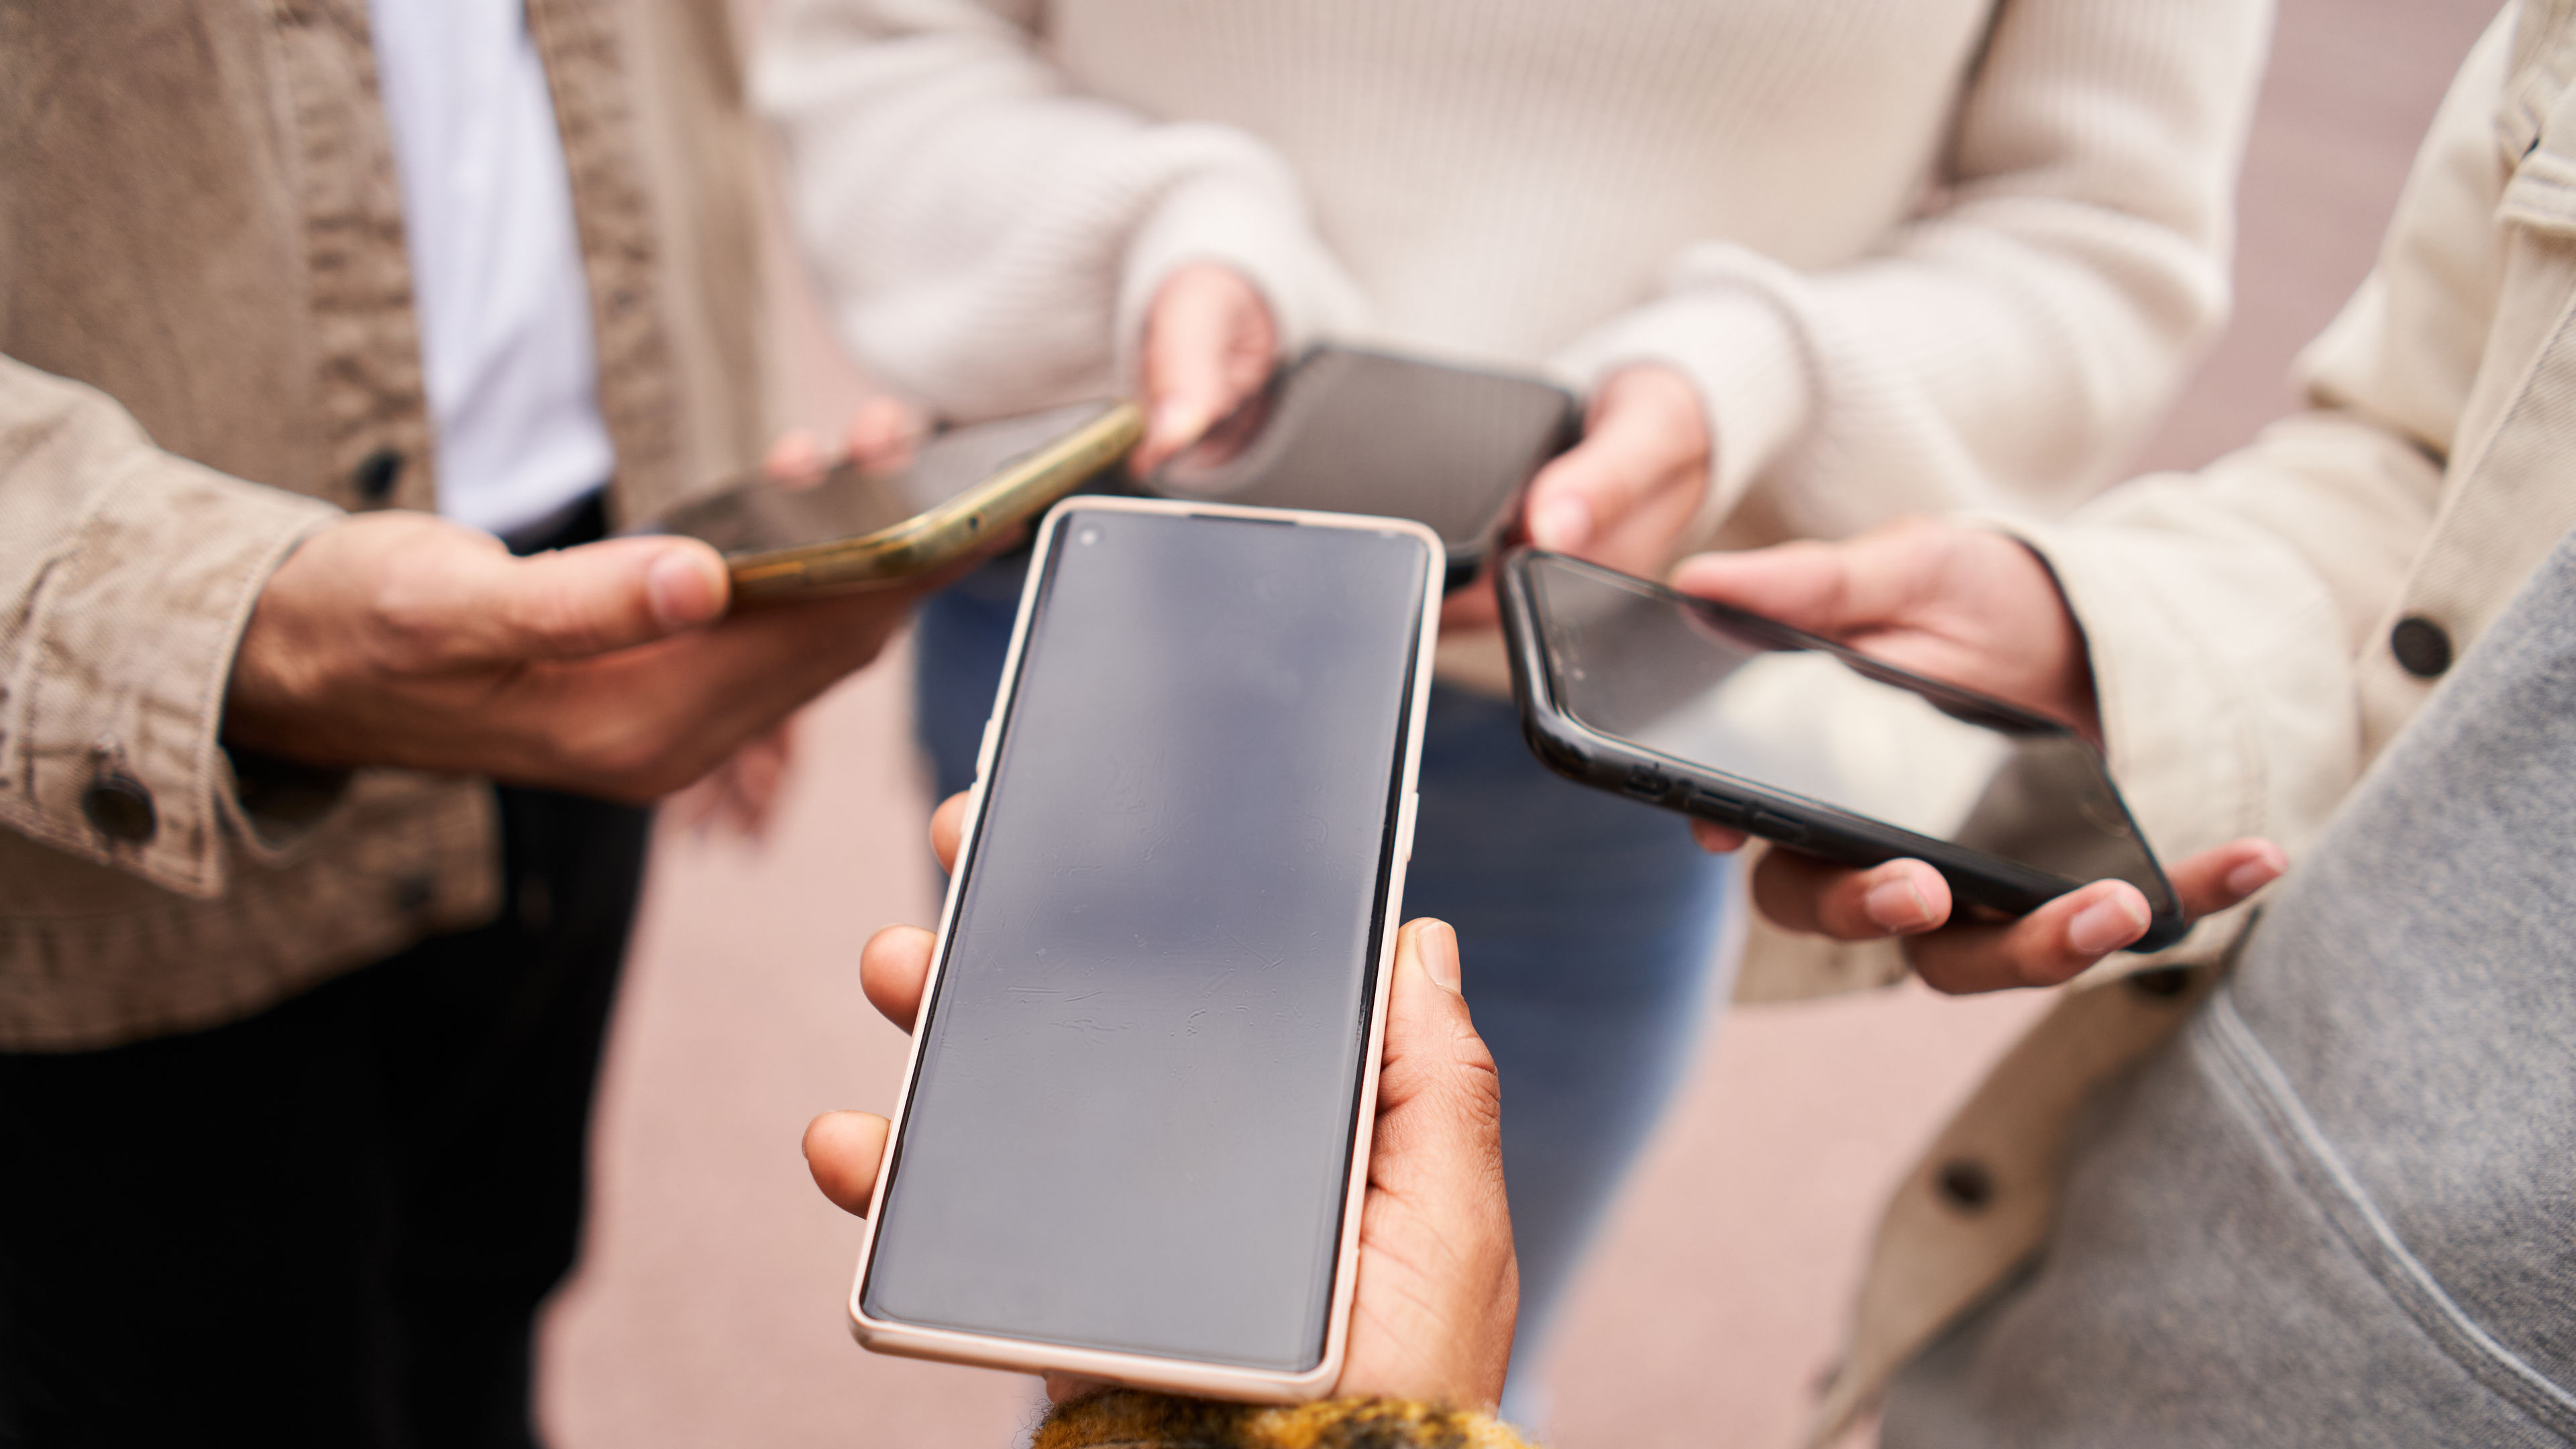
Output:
[912, 562, 1739, 1410]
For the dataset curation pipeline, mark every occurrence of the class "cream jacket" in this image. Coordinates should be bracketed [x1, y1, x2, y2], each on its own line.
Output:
[1817, 2, 2576, 1436]
[0, 0, 764, 1050]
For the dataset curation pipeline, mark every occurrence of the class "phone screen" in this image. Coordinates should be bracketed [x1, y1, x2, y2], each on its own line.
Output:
[1149, 347, 1572, 559]
[863, 506, 1431, 1372]
[1525, 553, 2174, 909]
[646, 400, 1120, 558]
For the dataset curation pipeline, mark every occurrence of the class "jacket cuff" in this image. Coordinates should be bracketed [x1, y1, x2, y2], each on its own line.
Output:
[1974, 511, 2356, 973]
[1032, 1391, 1537, 1449]
[1, 451, 341, 899]
[1550, 253, 1816, 552]
[1113, 139, 1371, 386]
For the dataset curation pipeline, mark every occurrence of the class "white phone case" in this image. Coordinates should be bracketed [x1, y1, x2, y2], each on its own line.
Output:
[845, 494, 1444, 1401]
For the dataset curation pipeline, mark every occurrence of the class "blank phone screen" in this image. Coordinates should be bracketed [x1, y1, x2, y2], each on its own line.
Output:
[1528, 553, 2174, 910]
[862, 507, 1431, 1372]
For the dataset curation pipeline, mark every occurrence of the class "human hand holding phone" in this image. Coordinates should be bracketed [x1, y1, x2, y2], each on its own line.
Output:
[1669, 519, 2286, 992]
[805, 792, 1519, 1411]
[1135, 263, 1280, 474]
[1445, 364, 1710, 629]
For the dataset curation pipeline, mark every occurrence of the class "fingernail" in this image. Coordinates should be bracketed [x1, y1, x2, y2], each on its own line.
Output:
[1151, 398, 1205, 445]
[647, 551, 724, 631]
[2068, 892, 2149, 957]
[1417, 920, 1462, 996]
[1531, 496, 1591, 551]
[2224, 854, 2282, 898]
[1864, 875, 1935, 932]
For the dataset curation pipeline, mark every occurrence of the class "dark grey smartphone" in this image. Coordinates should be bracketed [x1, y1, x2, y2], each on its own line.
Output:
[1498, 549, 2186, 950]
[1144, 345, 1576, 592]
[849, 497, 1443, 1397]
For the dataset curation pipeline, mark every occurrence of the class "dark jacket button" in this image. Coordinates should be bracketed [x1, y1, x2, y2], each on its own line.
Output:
[1935, 1157, 1996, 1213]
[2390, 615, 2452, 678]
[2127, 965, 2195, 1000]
[353, 447, 405, 504]
[82, 770, 158, 843]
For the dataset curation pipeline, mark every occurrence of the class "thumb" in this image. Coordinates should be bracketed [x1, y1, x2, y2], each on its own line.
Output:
[1669, 535, 1905, 642]
[457, 535, 732, 663]
[1371, 920, 1505, 1195]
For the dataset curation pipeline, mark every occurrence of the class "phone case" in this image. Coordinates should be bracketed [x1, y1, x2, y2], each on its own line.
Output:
[716, 400, 1142, 602]
[847, 494, 1446, 1401]
[1496, 549, 2187, 951]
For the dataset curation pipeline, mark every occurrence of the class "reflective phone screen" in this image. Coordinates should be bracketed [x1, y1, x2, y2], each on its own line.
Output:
[863, 507, 1431, 1371]
[1529, 553, 2172, 906]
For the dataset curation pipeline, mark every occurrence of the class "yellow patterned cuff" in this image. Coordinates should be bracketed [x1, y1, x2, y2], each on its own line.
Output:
[1032, 1391, 1538, 1449]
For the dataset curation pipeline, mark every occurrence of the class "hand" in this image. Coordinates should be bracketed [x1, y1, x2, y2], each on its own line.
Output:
[1445, 364, 1711, 629]
[1133, 262, 1279, 475]
[223, 506, 943, 803]
[806, 794, 1519, 1409]
[1670, 519, 2286, 992]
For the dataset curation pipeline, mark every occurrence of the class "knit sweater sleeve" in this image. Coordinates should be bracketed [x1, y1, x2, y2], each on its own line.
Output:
[1032, 1392, 1538, 1449]
[754, 0, 1364, 420]
[1552, 0, 2273, 545]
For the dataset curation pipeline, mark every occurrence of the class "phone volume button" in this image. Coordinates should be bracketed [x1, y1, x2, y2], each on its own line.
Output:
[1396, 789, 1419, 863]
[1746, 808, 1810, 844]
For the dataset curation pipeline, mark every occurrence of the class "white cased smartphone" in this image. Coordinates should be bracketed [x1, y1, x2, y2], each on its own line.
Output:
[847, 494, 1444, 1401]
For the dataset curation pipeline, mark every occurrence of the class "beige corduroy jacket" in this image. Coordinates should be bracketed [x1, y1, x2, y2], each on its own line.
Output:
[1807, 1, 2576, 1438]
[0, 0, 765, 1051]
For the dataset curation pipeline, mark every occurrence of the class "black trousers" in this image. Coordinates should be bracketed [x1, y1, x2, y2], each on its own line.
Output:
[0, 782, 651, 1449]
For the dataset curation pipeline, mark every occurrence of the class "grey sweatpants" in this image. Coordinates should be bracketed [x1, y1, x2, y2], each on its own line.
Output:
[1884, 528, 2576, 1447]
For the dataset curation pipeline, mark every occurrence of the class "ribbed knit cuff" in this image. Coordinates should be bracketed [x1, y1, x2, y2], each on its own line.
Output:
[1033, 1391, 1538, 1449]
[1550, 266, 1814, 551]
[1112, 133, 1370, 386]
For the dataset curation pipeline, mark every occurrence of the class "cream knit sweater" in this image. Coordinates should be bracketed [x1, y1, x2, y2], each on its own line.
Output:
[759, 0, 2269, 549]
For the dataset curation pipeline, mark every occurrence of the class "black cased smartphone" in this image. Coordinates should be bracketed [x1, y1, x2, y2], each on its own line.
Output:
[1144, 345, 1576, 592]
[1498, 549, 2186, 950]
[849, 496, 1443, 1399]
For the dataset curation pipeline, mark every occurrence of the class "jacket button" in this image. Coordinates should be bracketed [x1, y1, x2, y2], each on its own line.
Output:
[82, 770, 158, 844]
[2390, 615, 2452, 678]
[2127, 965, 2194, 1000]
[352, 447, 405, 504]
[1935, 1157, 1995, 1213]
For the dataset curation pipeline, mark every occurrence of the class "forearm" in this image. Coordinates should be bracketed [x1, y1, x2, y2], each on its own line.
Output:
[1554, 0, 2272, 544]
[755, 0, 1362, 419]
[0, 356, 341, 897]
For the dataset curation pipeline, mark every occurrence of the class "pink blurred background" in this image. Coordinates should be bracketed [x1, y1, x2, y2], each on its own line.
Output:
[538, 3, 2499, 1442]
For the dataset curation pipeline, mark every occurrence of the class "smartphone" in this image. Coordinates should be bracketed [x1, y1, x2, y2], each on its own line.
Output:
[1146, 344, 1576, 592]
[1498, 549, 2186, 951]
[637, 399, 1142, 601]
[849, 495, 1444, 1399]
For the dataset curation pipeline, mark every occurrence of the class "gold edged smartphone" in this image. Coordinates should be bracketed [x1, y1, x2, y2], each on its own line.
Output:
[637, 399, 1144, 602]
[847, 495, 1444, 1401]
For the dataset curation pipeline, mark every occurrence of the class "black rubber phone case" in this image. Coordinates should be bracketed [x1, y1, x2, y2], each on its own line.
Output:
[1144, 345, 1578, 592]
[1496, 550, 2187, 951]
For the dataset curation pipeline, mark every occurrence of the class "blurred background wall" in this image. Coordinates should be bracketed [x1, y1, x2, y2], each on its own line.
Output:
[539, 2, 2502, 1443]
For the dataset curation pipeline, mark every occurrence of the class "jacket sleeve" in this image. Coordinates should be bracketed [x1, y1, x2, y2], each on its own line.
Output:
[1552, 0, 2273, 546]
[1994, 9, 2512, 971]
[754, 0, 1364, 420]
[1030, 1392, 1537, 1449]
[0, 355, 343, 899]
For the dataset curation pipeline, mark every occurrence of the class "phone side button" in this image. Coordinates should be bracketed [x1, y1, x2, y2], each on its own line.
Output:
[1746, 808, 1811, 845]
[975, 716, 1000, 779]
[1395, 789, 1420, 863]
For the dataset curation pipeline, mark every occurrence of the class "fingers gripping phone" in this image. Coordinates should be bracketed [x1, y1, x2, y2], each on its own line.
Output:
[1146, 345, 1576, 592]
[1498, 550, 2187, 950]
[850, 496, 1444, 1399]
[637, 399, 1142, 601]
